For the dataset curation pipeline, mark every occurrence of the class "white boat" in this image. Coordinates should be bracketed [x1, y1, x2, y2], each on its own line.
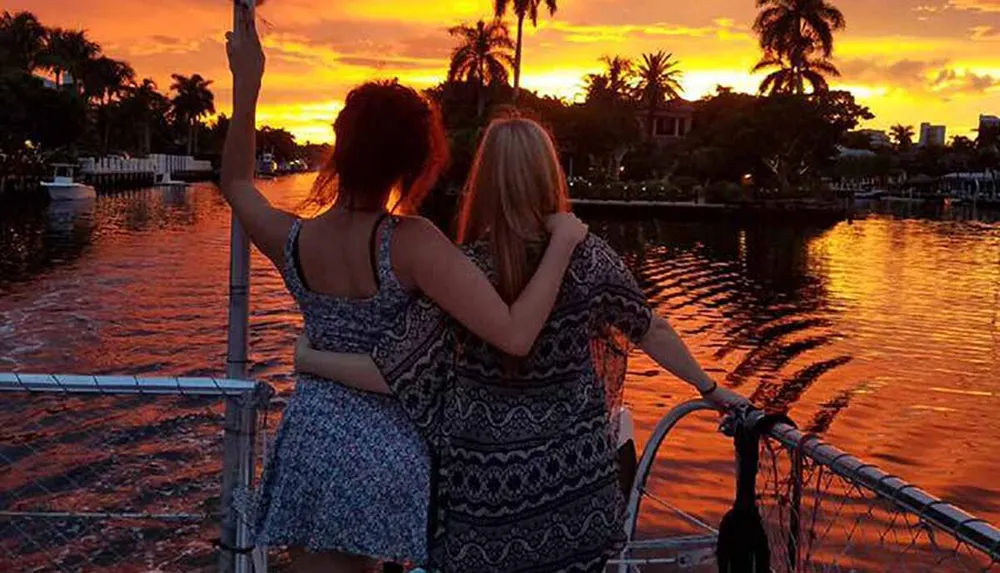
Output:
[41, 164, 96, 201]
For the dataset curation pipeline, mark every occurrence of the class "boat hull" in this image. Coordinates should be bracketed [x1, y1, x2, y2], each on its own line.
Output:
[43, 183, 97, 201]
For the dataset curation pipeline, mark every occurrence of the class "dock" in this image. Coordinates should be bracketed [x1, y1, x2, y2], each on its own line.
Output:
[569, 197, 850, 223]
[79, 154, 213, 191]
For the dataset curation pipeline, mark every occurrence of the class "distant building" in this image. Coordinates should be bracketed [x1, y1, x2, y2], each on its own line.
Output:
[980, 114, 1000, 133]
[32, 73, 74, 90]
[837, 146, 877, 158]
[857, 129, 892, 149]
[919, 122, 946, 147]
[638, 99, 694, 143]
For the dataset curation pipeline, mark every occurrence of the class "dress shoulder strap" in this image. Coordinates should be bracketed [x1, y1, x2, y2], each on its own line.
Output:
[368, 213, 391, 288]
[282, 218, 307, 292]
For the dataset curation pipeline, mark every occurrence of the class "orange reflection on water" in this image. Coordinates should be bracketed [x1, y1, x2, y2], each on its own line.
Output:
[2, 177, 999, 569]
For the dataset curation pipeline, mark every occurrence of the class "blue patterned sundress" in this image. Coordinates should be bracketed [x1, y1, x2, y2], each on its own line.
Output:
[253, 215, 431, 564]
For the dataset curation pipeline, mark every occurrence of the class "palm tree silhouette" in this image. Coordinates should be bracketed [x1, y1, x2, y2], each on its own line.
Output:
[634, 51, 683, 138]
[82, 56, 135, 154]
[170, 73, 215, 156]
[584, 56, 634, 104]
[448, 19, 515, 117]
[493, 0, 557, 101]
[890, 124, 915, 151]
[122, 78, 169, 155]
[753, 0, 845, 59]
[752, 0, 845, 96]
[0, 10, 47, 72]
[753, 47, 839, 95]
[40, 28, 98, 91]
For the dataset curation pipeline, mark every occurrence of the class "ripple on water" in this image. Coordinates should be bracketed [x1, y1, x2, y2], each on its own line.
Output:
[0, 179, 999, 568]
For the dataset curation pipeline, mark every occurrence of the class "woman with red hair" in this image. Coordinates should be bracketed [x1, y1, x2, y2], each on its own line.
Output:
[222, 9, 586, 572]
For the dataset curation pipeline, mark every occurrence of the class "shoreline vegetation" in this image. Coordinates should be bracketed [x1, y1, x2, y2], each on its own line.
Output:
[2, 3, 998, 218]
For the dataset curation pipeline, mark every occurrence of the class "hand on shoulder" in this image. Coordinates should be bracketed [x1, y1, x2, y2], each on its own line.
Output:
[545, 212, 588, 248]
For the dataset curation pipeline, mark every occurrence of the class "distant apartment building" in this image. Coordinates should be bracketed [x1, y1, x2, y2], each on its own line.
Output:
[981, 114, 1000, 133]
[919, 122, 946, 147]
[857, 129, 892, 148]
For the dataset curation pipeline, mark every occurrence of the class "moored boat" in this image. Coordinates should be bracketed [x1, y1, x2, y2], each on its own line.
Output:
[41, 164, 96, 201]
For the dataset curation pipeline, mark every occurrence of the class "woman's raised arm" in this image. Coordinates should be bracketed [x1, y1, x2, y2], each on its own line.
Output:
[221, 3, 294, 268]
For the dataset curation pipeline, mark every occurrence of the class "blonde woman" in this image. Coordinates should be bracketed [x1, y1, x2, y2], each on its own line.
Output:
[296, 117, 748, 572]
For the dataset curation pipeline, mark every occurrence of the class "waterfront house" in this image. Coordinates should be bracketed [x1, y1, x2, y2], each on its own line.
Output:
[637, 99, 694, 143]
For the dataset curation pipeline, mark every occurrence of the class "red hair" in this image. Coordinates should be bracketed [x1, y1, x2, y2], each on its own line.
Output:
[305, 80, 448, 213]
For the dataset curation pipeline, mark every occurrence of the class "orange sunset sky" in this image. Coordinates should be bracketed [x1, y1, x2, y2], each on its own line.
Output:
[11, 0, 1000, 144]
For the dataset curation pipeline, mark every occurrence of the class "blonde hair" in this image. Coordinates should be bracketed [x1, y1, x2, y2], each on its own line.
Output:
[457, 117, 570, 304]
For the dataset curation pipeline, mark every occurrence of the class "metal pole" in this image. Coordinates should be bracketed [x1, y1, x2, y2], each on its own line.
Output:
[221, 3, 255, 572]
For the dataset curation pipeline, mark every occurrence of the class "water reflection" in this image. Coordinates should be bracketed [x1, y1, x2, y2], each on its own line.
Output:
[0, 176, 998, 550]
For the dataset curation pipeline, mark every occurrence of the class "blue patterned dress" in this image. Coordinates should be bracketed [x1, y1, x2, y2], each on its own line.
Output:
[253, 215, 431, 564]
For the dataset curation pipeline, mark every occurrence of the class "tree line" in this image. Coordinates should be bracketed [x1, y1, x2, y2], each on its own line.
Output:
[0, 10, 325, 171]
[433, 0, 876, 198]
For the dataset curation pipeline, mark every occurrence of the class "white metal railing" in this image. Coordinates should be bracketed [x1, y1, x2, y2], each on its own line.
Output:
[616, 400, 1000, 572]
[0, 374, 271, 573]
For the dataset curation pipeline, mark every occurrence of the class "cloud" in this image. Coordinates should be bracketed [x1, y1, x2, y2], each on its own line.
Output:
[839, 57, 1000, 98]
[931, 68, 1000, 93]
[839, 58, 949, 88]
[971, 25, 1000, 39]
[541, 18, 751, 45]
[949, 0, 1000, 11]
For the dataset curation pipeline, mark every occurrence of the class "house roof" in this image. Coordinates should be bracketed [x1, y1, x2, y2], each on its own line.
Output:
[636, 98, 694, 114]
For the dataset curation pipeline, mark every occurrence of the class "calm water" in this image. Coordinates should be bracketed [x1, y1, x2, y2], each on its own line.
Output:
[1, 175, 999, 568]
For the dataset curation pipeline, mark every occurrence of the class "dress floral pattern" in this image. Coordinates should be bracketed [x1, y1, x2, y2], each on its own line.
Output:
[253, 216, 432, 564]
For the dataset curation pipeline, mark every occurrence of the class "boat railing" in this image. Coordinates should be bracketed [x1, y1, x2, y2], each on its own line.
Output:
[0, 373, 272, 573]
[616, 399, 1000, 572]
[3, 375, 997, 572]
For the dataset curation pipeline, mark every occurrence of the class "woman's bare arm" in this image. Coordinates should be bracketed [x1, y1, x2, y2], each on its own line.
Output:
[640, 315, 748, 410]
[295, 335, 388, 394]
[395, 215, 586, 357]
[221, 4, 293, 267]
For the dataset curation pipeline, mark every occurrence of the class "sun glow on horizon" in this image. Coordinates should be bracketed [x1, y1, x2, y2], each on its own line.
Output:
[11, 0, 999, 144]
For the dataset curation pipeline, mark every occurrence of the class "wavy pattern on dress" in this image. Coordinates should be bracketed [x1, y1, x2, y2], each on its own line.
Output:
[371, 235, 652, 573]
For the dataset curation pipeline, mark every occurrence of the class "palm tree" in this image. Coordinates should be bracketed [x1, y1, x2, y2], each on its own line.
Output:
[448, 19, 515, 117]
[584, 55, 634, 104]
[890, 124, 915, 151]
[753, 0, 846, 59]
[121, 78, 170, 155]
[82, 56, 134, 105]
[170, 73, 215, 155]
[82, 56, 135, 154]
[40, 28, 99, 91]
[753, 47, 839, 95]
[0, 11, 47, 73]
[493, 0, 558, 100]
[118, 78, 166, 155]
[634, 51, 683, 138]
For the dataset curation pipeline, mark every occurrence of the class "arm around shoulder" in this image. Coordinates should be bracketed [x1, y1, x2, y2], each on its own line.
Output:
[394, 215, 585, 356]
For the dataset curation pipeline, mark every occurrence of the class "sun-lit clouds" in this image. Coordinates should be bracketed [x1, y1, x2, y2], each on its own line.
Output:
[949, 0, 1000, 12]
[6, 0, 1000, 142]
[931, 68, 1000, 94]
[971, 25, 1000, 39]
